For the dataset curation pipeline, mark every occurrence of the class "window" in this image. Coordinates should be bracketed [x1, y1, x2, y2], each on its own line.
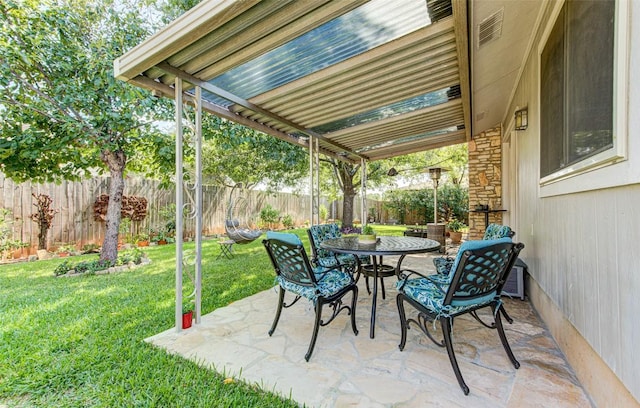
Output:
[540, 0, 617, 181]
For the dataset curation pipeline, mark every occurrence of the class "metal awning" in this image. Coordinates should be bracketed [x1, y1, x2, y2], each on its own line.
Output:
[115, 0, 470, 163]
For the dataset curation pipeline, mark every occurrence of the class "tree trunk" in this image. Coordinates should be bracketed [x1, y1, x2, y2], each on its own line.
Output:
[100, 149, 126, 263]
[341, 165, 356, 228]
[37, 228, 47, 250]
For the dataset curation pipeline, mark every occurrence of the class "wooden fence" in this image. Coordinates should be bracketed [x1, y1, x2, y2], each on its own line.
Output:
[0, 174, 385, 255]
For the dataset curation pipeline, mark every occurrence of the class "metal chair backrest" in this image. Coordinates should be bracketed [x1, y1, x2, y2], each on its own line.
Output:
[263, 232, 316, 287]
[445, 241, 524, 307]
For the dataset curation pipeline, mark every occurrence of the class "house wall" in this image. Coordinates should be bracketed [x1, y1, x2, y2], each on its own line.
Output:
[500, 1, 640, 404]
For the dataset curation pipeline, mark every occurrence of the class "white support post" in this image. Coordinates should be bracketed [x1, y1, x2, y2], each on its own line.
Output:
[194, 86, 203, 325]
[315, 137, 320, 225]
[175, 78, 184, 332]
[361, 158, 367, 226]
[309, 136, 320, 225]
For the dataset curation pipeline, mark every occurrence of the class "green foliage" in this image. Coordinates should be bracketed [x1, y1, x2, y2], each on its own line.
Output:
[0, 208, 29, 256]
[447, 218, 466, 232]
[53, 259, 73, 276]
[361, 224, 375, 235]
[116, 247, 144, 265]
[384, 184, 469, 225]
[81, 243, 101, 254]
[73, 259, 113, 275]
[439, 184, 469, 224]
[56, 243, 77, 254]
[319, 204, 328, 221]
[200, 116, 308, 189]
[281, 214, 295, 229]
[182, 300, 194, 314]
[259, 204, 280, 225]
[0, 0, 169, 183]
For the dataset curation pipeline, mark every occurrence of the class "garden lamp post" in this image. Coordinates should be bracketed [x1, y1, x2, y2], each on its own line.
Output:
[428, 167, 446, 223]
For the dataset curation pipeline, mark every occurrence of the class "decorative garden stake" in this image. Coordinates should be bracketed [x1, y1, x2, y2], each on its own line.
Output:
[29, 193, 58, 251]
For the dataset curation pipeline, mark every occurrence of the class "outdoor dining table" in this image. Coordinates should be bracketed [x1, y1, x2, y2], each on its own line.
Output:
[320, 235, 440, 338]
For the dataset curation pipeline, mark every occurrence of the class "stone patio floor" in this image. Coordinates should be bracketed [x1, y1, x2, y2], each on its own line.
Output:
[146, 252, 593, 407]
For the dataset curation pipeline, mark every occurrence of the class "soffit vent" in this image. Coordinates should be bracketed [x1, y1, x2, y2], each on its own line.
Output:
[477, 8, 504, 48]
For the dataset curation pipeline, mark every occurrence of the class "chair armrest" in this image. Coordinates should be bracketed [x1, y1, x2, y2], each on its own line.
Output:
[397, 268, 431, 290]
[425, 274, 449, 294]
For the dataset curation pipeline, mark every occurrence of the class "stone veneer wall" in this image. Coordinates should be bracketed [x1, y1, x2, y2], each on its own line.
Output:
[468, 126, 503, 240]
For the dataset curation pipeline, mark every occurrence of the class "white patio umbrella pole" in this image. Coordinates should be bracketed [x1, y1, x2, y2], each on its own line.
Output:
[194, 85, 203, 325]
[175, 78, 184, 331]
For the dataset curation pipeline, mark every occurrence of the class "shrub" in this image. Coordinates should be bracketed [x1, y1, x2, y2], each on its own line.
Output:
[53, 260, 72, 276]
[74, 259, 112, 275]
[281, 214, 294, 229]
[117, 247, 144, 265]
[259, 204, 280, 226]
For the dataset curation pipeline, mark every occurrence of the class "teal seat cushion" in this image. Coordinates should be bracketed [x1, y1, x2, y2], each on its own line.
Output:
[396, 277, 497, 316]
[278, 267, 352, 302]
[317, 253, 360, 268]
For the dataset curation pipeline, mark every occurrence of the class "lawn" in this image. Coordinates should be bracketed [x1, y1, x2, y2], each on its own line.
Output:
[0, 225, 406, 407]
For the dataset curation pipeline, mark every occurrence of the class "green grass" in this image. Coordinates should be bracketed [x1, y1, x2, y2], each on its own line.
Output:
[0, 226, 406, 407]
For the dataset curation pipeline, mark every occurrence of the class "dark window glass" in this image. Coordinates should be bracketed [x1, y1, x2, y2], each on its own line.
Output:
[540, 0, 615, 178]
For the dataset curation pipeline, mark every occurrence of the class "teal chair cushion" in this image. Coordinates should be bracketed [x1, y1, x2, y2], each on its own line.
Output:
[277, 268, 353, 302]
[483, 224, 513, 240]
[266, 231, 302, 246]
[433, 257, 455, 275]
[308, 224, 368, 267]
[396, 277, 497, 316]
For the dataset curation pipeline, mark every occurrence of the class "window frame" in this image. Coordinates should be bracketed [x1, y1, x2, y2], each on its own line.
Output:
[538, 0, 629, 190]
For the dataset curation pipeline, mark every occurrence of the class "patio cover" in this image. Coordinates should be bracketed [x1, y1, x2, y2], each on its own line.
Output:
[114, 0, 471, 164]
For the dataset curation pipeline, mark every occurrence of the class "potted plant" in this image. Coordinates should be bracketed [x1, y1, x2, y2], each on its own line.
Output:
[182, 301, 194, 329]
[358, 224, 377, 244]
[135, 232, 150, 247]
[152, 229, 168, 245]
[447, 219, 466, 244]
[56, 243, 76, 257]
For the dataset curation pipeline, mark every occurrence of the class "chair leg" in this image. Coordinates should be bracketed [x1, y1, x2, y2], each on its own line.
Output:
[442, 317, 470, 395]
[268, 286, 285, 336]
[499, 304, 514, 324]
[494, 305, 520, 368]
[350, 286, 359, 336]
[305, 299, 323, 362]
[396, 294, 408, 351]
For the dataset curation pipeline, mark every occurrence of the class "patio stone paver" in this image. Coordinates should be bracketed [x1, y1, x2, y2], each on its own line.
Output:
[146, 252, 594, 407]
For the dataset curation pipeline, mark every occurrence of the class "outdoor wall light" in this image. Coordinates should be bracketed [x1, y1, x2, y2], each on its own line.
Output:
[514, 107, 528, 130]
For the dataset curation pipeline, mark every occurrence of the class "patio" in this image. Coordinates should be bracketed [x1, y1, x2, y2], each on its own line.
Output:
[146, 251, 592, 407]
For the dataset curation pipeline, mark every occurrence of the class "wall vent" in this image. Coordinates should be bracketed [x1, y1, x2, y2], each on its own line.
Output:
[478, 8, 504, 48]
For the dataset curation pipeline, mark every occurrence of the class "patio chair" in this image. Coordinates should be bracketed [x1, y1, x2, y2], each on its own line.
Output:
[396, 238, 524, 395]
[263, 231, 359, 361]
[433, 223, 514, 276]
[307, 224, 369, 278]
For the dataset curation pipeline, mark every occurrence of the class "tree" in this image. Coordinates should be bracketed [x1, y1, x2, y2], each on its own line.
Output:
[0, 0, 169, 262]
[199, 116, 308, 190]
